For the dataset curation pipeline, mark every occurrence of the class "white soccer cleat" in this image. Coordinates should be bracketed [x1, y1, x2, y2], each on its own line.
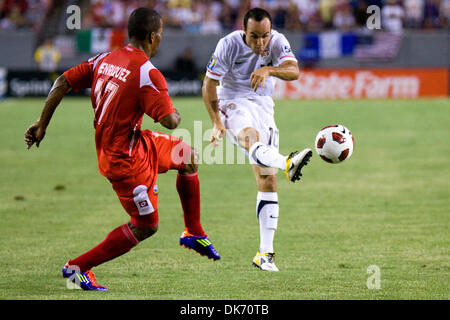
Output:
[284, 148, 312, 182]
[252, 251, 279, 272]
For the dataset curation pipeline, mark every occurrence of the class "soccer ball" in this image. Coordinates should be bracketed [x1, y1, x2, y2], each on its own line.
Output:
[315, 124, 354, 164]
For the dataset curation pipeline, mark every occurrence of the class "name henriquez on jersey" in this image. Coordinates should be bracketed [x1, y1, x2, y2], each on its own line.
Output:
[205, 30, 297, 100]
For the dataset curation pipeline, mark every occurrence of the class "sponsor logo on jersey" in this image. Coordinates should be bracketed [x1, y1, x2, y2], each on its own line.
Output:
[153, 185, 158, 196]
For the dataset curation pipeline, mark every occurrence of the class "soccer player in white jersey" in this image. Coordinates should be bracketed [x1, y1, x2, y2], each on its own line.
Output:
[202, 8, 312, 272]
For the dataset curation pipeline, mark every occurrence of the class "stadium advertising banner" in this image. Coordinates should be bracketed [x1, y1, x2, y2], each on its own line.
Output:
[7, 71, 89, 97]
[274, 68, 449, 99]
[6, 70, 202, 97]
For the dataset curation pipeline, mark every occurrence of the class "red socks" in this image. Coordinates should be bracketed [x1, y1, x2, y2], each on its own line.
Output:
[69, 224, 139, 272]
[176, 172, 205, 236]
[69, 172, 205, 271]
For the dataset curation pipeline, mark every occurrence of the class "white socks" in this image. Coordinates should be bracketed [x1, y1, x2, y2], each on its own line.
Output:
[249, 142, 287, 170]
[249, 142, 282, 253]
[256, 191, 279, 254]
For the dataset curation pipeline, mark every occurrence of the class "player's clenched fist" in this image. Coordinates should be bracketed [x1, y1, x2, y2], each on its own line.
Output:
[250, 67, 270, 92]
[24, 121, 46, 149]
[210, 121, 226, 147]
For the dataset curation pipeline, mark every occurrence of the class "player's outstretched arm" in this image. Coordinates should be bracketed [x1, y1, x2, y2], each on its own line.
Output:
[202, 76, 226, 146]
[250, 60, 299, 91]
[24, 74, 71, 149]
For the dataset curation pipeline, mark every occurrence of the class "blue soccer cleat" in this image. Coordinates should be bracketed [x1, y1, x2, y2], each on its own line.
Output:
[179, 229, 221, 261]
[62, 263, 108, 291]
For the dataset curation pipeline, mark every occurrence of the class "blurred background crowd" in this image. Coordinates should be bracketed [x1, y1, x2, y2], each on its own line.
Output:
[0, 1, 447, 102]
[0, 0, 448, 75]
[1, 0, 449, 33]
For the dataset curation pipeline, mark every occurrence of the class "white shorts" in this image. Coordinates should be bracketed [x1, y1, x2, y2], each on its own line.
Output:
[218, 96, 279, 163]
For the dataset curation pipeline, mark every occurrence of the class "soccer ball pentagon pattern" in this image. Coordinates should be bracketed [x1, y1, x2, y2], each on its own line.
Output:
[315, 125, 354, 164]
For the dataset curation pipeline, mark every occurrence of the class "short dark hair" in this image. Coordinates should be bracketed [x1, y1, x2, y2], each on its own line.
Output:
[128, 8, 162, 41]
[243, 7, 272, 30]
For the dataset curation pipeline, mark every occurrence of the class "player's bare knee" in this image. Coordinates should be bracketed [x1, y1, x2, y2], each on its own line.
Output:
[138, 225, 158, 241]
[238, 127, 260, 151]
[181, 147, 199, 174]
[128, 223, 158, 242]
[190, 148, 199, 170]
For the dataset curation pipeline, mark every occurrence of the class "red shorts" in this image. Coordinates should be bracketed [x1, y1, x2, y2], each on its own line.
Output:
[109, 130, 191, 228]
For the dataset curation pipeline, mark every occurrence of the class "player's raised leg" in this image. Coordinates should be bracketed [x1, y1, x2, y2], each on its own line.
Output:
[239, 127, 312, 183]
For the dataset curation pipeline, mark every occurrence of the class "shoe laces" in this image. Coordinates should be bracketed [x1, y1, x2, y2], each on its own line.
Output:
[85, 270, 100, 287]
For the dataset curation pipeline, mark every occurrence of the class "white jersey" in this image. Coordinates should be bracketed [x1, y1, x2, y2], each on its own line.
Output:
[205, 29, 297, 101]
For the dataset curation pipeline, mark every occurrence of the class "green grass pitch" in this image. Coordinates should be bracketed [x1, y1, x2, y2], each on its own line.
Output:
[0, 97, 448, 299]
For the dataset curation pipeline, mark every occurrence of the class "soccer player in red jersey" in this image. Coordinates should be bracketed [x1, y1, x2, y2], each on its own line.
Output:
[24, 8, 220, 291]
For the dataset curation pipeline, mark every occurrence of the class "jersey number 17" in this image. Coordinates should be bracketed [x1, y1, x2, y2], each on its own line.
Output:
[93, 77, 119, 126]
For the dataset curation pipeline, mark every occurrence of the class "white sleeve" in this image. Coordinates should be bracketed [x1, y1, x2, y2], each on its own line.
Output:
[272, 34, 297, 65]
[205, 37, 231, 80]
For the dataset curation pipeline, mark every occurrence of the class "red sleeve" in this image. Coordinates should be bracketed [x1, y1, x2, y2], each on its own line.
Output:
[63, 52, 109, 92]
[139, 69, 176, 122]
[63, 60, 93, 92]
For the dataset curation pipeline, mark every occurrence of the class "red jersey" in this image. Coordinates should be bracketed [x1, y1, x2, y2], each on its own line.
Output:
[64, 45, 176, 180]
